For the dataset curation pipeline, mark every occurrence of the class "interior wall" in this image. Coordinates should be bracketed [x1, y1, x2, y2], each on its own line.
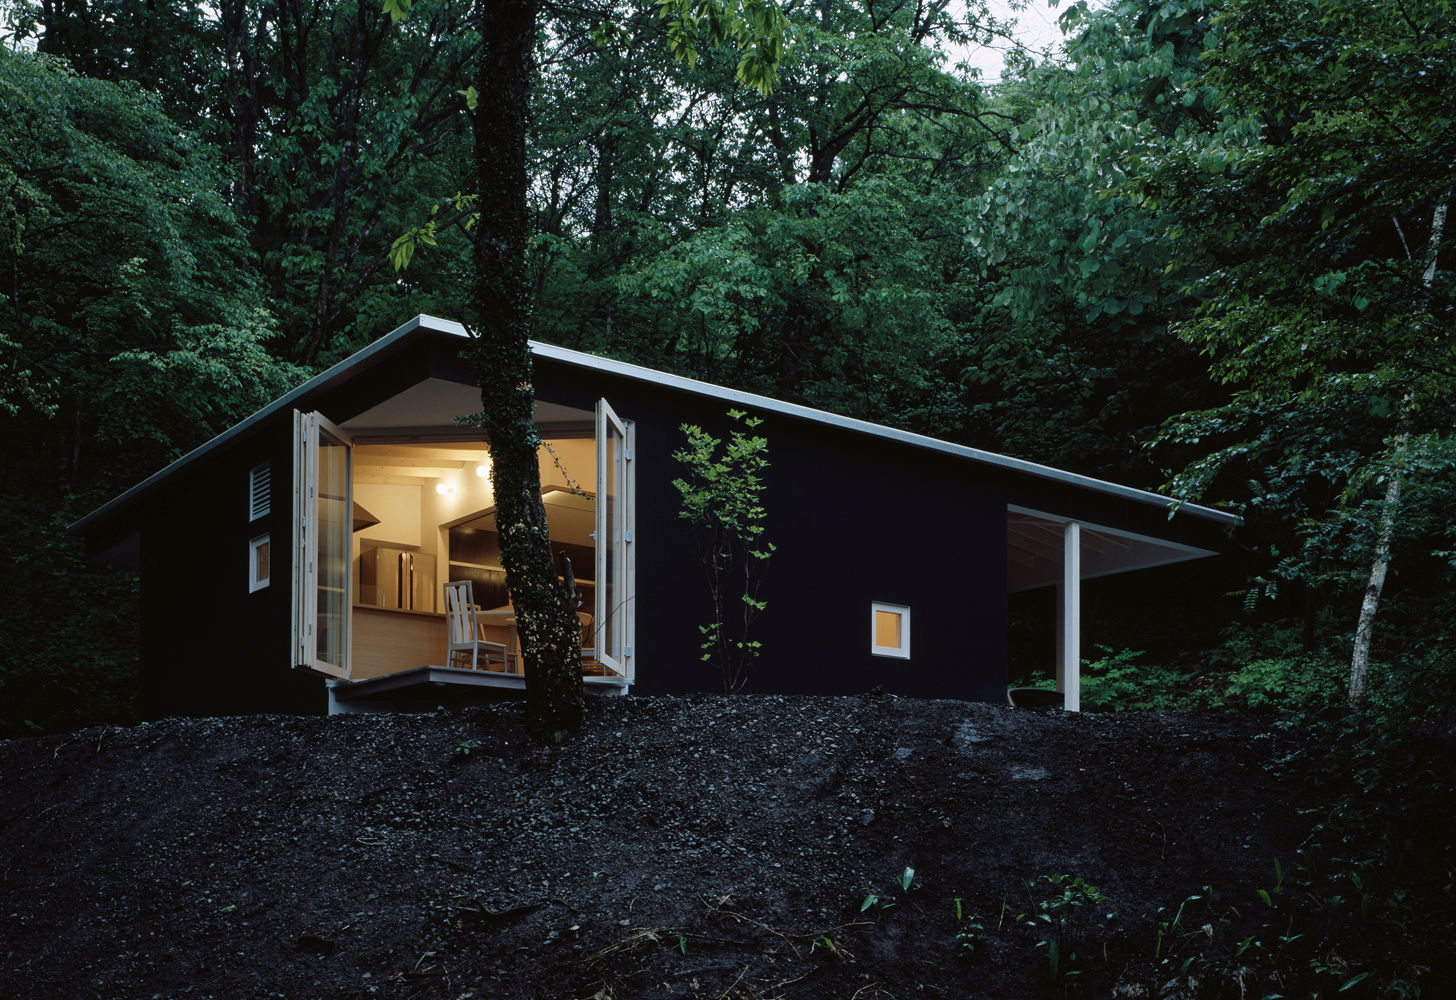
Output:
[422, 446, 496, 532]
[355, 483, 422, 547]
[539, 437, 595, 493]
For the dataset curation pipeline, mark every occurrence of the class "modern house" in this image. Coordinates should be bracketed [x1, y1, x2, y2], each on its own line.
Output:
[70, 314, 1239, 716]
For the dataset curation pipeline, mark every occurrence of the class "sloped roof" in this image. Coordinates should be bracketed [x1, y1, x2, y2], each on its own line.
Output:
[70, 314, 1240, 534]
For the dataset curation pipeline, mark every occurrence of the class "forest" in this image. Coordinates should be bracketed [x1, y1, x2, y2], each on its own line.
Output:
[3, 0, 1452, 731]
[1, 0, 1453, 994]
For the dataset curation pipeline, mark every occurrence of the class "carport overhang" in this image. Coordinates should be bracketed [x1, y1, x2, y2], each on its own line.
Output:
[1007, 505, 1220, 712]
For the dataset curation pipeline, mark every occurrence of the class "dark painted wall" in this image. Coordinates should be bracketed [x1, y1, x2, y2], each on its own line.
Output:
[112, 330, 1231, 716]
[138, 417, 321, 717]
[525, 356, 1011, 701]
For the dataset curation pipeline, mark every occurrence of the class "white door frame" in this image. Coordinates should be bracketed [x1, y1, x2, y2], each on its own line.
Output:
[292, 410, 353, 680]
[594, 399, 635, 681]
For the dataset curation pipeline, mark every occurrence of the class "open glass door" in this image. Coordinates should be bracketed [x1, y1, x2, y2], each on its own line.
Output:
[292, 410, 352, 679]
[595, 399, 634, 679]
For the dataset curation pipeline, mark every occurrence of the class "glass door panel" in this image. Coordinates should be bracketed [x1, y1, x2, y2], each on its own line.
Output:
[291, 410, 351, 679]
[595, 399, 630, 677]
[315, 424, 350, 673]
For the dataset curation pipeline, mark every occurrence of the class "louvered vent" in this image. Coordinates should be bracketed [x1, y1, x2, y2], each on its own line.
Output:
[249, 463, 271, 521]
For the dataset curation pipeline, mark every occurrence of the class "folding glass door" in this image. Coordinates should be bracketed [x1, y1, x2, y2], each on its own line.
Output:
[595, 399, 634, 680]
[292, 410, 352, 679]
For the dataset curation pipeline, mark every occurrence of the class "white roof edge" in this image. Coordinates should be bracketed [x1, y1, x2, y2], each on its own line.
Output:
[67, 316, 433, 533]
[518, 323, 1241, 529]
[70, 313, 1240, 533]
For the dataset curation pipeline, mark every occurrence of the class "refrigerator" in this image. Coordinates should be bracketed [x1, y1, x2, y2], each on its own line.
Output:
[359, 547, 436, 612]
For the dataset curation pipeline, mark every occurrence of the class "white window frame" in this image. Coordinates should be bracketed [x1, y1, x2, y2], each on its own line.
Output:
[249, 533, 271, 592]
[594, 398, 634, 681]
[871, 602, 911, 659]
[291, 410, 352, 680]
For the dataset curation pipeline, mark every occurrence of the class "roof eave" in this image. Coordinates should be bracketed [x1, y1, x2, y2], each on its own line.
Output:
[69, 314, 1241, 535]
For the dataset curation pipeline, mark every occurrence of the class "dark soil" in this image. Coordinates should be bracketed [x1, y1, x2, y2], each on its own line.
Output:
[0, 695, 1308, 999]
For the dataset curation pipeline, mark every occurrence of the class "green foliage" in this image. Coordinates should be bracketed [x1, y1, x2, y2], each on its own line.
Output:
[1027, 874, 1112, 982]
[654, 0, 790, 94]
[1144, 0, 1456, 697]
[1219, 655, 1348, 714]
[1136, 702, 1456, 998]
[1076, 649, 1188, 713]
[954, 897, 986, 958]
[0, 47, 307, 734]
[672, 411, 773, 693]
[0, 498, 140, 736]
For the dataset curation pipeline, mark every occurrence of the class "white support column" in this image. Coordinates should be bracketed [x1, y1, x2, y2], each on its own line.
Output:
[1062, 520, 1081, 713]
[1054, 582, 1065, 692]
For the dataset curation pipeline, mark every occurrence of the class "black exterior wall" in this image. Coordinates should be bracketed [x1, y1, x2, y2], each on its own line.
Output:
[136, 417, 320, 717]
[512, 353, 1012, 701]
[78, 323, 1233, 717]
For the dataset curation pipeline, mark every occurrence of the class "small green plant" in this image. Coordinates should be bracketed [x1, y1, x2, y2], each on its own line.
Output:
[1028, 874, 1112, 982]
[859, 865, 916, 916]
[1256, 857, 1286, 908]
[453, 738, 478, 757]
[954, 898, 985, 957]
[813, 934, 839, 956]
[672, 410, 774, 694]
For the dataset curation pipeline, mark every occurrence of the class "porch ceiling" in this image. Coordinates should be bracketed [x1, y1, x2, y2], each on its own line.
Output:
[1007, 507, 1215, 593]
[342, 377, 593, 436]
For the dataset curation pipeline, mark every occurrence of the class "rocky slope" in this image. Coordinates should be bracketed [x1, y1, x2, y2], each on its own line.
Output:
[0, 695, 1303, 998]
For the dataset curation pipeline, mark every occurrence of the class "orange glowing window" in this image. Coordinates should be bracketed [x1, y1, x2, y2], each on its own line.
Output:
[871, 602, 910, 659]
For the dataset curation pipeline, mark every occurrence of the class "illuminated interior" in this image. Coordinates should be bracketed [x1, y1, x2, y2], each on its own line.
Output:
[345, 435, 598, 681]
[350, 436, 595, 610]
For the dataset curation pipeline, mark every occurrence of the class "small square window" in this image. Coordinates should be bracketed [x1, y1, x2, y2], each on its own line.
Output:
[249, 534, 271, 592]
[872, 602, 910, 659]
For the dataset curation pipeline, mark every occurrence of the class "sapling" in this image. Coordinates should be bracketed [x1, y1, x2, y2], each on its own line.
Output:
[672, 410, 774, 693]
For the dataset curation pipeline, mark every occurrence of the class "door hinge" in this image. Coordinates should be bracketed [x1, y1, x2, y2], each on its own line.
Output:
[624, 448, 633, 461]
[624, 530, 633, 543]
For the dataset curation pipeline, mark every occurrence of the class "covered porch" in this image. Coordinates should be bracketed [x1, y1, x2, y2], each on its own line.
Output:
[1007, 505, 1218, 711]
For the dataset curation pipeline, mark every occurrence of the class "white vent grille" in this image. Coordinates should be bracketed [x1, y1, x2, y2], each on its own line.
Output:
[249, 463, 271, 521]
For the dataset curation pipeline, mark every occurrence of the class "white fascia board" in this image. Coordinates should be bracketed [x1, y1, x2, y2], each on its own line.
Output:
[68, 316, 435, 534]
[69, 313, 1241, 534]
[524, 327, 1241, 529]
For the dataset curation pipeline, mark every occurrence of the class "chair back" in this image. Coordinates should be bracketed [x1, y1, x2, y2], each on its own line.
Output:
[443, 581, 476, 646]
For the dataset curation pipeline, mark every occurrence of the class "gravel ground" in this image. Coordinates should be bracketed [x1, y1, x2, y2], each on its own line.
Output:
[0, 695, 1303, 998]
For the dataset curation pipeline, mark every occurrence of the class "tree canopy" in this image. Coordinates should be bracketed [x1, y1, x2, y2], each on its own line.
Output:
[1, 0, 1452, 733]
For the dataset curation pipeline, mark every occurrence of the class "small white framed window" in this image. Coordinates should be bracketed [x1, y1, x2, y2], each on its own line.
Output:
[249, 462, 271, 521]
[249, 533, 271, 592]
[872, 602, 910, 659]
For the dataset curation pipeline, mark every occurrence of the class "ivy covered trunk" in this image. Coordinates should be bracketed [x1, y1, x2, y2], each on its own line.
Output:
[472, 0, 586, 741]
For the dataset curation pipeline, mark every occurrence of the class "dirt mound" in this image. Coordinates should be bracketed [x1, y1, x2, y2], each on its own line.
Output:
[0, 695, 1302, 998]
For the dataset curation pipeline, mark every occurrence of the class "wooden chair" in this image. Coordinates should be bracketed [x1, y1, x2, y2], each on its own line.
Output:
[443, 581, 512, 672]
[578, 611, 605, 676]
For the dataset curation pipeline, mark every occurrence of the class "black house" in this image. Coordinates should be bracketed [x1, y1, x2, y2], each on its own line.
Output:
[71, 315, 1237, 716]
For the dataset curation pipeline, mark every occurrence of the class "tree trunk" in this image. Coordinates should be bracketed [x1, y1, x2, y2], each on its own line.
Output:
[1348, 472, 1400, 708]
[472, 0, 586, 741]
[1347, 185, 1449, 707]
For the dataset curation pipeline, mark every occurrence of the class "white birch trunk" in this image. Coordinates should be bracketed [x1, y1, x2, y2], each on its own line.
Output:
[1347, 185, 1448, 707]
[1348, 473, 1400, 707]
